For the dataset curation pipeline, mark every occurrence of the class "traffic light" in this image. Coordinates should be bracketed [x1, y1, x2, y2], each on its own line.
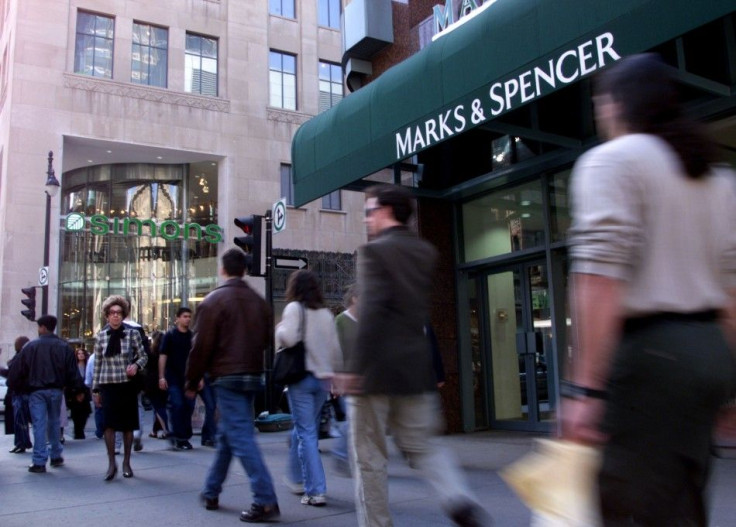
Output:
[21, 286, 36, 321]
[234, 215, 266, 276]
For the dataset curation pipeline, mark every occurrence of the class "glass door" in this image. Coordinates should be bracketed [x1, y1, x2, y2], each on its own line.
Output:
[483, 260, 554, 431]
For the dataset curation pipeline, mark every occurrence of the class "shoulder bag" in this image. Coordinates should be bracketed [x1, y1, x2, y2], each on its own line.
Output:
[273, 303, 308, 386]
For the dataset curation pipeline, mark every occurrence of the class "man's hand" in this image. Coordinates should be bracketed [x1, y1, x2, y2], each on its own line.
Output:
[332, 373, 364, 395]
[560, 397, 608, 445]
[185, 389, 197, 400]
[76, 393, 85, 403]
[92, 392, 102, 408]
[158, 378, 168, 390]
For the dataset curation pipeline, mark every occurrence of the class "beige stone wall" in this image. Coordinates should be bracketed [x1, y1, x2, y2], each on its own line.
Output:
[0, 0, 366, 353]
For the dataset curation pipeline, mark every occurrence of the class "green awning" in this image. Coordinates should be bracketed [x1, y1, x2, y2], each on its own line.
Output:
[292, 0, 735, 207]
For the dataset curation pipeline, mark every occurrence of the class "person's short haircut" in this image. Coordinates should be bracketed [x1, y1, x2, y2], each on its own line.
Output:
[37, 314, 57, 333]
[176, 307, 192, 318]
[365, 184, 414, 225]
[14, 335, 30, 352]
[343, 283, 358, 309]
[102, 295, 130, 319]
[222, 247, 248, 277]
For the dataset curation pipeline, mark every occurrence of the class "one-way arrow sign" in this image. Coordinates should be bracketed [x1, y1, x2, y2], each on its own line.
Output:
[274, 256, 308, 270]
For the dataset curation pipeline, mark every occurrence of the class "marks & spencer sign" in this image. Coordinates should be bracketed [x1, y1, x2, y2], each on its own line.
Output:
[395, 32, 621, 160]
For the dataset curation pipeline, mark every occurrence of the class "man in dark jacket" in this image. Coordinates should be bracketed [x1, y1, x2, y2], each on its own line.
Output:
[338, 184, 488, 527]
[8, 315, 82, 473]
[185, 248, 279, 523]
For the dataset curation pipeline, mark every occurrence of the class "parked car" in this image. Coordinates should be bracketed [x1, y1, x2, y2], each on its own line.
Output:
[0, 376, 7, 415]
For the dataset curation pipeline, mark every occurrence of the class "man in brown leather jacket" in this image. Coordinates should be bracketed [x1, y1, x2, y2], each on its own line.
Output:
[185, 248, 280, 523]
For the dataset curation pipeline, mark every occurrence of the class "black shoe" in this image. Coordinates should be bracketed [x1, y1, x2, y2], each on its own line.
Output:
[200, 494, 219, 511]
[9, 446, 26, 454]
[133, 439, 143, 452]
[104, 464, 118, 481]
[50, 457, 64, 467]
[122, 464, 134, 478]
[240, 503, 280, 523]
[28, 464, 46, 473]
[177, 440, 193, 450]
[449, 502, 491, 527]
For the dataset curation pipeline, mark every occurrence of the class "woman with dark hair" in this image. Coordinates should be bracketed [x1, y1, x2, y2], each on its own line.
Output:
[92, 295, 147, 480]
[565, 53, 736, 525]
[5, 335, 32, 453]
[276, 270, 340, 507]
[66, 347, 92, 439]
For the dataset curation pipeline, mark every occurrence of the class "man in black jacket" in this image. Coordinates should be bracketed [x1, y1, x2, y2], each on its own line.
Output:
[8, 315, 82, 473]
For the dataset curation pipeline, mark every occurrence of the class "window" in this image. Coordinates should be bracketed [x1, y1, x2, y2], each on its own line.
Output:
[74, 11, 114, 78]
[318, 61, 343, 112]
[269, 51, 296, 110]
[319, 0, 340, 29]
[269, 0, 295, 19]
[280, 164, 294, 206]
[322, 190, 341, 211]
[132, 22, 168, 87]
[185, 33, 218, 96]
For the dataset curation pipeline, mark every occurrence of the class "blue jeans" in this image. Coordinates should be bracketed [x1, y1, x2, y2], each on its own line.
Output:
[168, 383, 194, 441]
[29, 389, 63, 466]
[287, 373, 328, 496]
[202, 385, 277, 506]
[331, 395, 349, 461]
[94, 406, 104, 438]
[12, 394, 33, 449]
[198, 378, 217, 444]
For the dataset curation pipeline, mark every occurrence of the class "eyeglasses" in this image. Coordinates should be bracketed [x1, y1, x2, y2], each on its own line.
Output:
[364, 206, 383, 217]
[108, 310, 123, 316]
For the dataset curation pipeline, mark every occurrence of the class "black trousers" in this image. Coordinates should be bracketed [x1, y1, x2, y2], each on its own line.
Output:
[599, 313, 736, 526]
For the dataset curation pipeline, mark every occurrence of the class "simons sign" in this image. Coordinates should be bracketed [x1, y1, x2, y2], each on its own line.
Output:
[395, 32, 621, 160]
[65, 212, 223, 243]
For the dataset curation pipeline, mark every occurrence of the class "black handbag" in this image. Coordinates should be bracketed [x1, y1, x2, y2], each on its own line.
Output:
[273, 303, 308, 386]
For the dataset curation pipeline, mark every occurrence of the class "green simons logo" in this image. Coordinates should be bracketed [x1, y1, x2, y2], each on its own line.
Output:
[65, 213, 223, 243]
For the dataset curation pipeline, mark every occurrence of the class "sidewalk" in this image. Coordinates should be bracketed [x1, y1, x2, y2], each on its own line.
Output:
[1, 411, 735, 526]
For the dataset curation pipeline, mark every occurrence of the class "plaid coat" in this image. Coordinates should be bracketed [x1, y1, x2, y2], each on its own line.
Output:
[92, 326, 146, 389]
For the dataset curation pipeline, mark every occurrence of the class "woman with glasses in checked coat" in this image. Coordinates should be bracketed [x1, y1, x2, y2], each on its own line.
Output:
[91, 295, 147, 481]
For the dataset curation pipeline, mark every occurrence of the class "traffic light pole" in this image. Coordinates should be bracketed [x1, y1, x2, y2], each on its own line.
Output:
[264, 209, 277, 414]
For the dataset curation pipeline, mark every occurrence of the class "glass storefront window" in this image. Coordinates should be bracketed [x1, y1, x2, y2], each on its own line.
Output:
[462, 180, 545, 262]
[58, 163, 219, 344]
[549, 169, 571, 243]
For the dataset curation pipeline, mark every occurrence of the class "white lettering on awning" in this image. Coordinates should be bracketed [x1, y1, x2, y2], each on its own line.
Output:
[395, 32, 621, 159]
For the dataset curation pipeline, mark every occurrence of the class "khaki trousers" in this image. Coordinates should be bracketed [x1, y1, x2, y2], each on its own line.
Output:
[348, 392, 474, 527]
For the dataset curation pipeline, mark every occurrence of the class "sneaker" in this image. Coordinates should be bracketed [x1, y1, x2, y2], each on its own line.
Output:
[177, 440, 193, 450]
[282, 475, 304, 495]
[200, 493, 219, 511]
[240, 503, 280, 523]
[50, 457, 64, 467]
[449, 502, 491, 527]
[133, 439, 143, 452]
[28, 464, 46, 473]
[300, 494, 327, 507]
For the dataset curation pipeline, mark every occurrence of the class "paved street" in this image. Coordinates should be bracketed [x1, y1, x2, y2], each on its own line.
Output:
[1, 411, 735, 526]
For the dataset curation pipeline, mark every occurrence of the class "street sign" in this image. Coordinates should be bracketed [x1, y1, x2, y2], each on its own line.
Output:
[38, 266, 49, 286]
[274, 256, 308, 270]
[272, 198, 286, 234]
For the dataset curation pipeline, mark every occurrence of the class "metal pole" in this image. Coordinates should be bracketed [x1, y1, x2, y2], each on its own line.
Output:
[42, 152, 53, 316]
[264, 209, 276, 414]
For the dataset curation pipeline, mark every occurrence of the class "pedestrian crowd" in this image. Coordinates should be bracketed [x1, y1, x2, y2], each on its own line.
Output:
[3, 52, 735, 527]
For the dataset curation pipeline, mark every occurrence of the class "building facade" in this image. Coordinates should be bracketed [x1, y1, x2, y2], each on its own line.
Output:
[294, 0, 736, 433]
[0, 0, 366, 353]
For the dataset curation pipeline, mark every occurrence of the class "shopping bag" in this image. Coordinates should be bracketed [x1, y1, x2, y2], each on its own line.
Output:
[500, 439, 602, 527]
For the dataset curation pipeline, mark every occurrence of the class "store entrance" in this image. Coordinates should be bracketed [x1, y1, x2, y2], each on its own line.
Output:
[476, 260, 555, 432]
